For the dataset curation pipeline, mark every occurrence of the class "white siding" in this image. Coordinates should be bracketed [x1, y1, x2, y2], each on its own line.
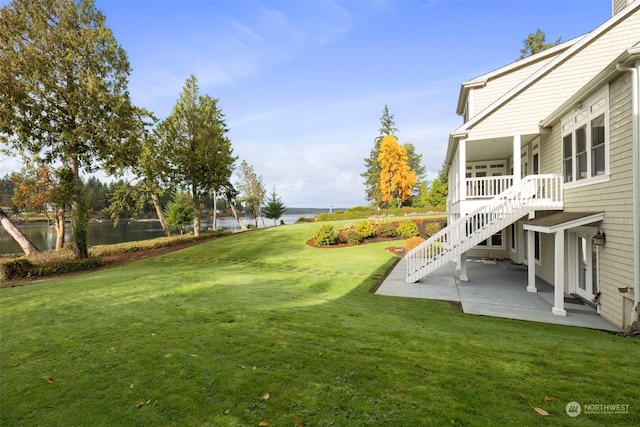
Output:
[472, 56, 557, 117]
[540, 74, 635, 327]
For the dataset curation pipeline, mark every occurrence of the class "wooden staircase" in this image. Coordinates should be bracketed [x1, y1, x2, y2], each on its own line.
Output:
[406, 174, 563, 283]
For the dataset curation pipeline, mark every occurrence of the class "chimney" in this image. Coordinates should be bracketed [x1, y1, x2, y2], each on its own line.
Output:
[613, 0, 635, 15]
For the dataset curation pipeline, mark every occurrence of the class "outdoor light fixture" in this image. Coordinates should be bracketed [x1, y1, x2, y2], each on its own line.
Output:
[593, 230, 606, 246]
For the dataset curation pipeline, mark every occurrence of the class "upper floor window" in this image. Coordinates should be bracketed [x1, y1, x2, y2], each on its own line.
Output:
[561, 88, 609, 185]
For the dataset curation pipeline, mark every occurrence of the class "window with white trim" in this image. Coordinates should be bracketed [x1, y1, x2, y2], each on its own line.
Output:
[561, 88, 609, 185]
[477, 231, 504, 249]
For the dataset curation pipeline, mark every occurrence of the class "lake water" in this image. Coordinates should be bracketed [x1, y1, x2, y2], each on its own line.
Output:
[0, 214, 313, 255]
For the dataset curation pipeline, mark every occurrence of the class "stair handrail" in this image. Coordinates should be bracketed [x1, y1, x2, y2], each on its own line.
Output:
[406, 174, 562, 282]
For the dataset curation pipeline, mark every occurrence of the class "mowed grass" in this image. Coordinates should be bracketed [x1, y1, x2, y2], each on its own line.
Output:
[1, 222, 638, 426]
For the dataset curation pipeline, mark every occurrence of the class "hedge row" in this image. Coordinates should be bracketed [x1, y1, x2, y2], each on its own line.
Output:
[312, 219, 443, 247]
[316, 206, 444, 222]
[1, 257, 102, 281]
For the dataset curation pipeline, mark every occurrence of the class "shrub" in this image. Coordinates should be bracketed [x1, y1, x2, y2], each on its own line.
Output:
[343, 230, 364, 246]
[30, 257, 102, 278]
[0, 258, 33, 281]
[354, 220, 376, 239]
[423, 221, 442, 237]
[396, 220, 419, 238]
[377, 222, 397, 238]
[404, 236, 425, 252]
[295, 217, 314, 223]
[312, 225, 339, 246]
[342, 222, 356, 232]
[0, 256, 102, 281]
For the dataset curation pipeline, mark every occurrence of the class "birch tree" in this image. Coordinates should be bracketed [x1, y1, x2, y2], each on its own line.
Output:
[108, 109, 172, 236]
[236, 160, 266, 228]
[0, 210, 40, 257]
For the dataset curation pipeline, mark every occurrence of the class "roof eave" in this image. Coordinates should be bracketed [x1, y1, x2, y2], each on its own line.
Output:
[455, 37, 581, 116]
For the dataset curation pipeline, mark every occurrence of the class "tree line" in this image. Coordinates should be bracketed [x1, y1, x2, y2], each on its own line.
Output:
[0, 0, 285, 258]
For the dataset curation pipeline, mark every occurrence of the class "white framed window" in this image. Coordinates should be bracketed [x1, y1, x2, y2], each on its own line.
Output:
[561, 88, 609, 186]
[477, 231, 505, 249]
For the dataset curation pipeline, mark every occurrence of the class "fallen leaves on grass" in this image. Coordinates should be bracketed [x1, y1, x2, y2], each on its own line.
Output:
[47, 377, 54, 384]
[598, 358, 608, 364]
[262, 392, 270, 400]
[533, 407, 549, 416]
[543, 396, 554, 402]
[136, 399, 150, 409]
[450, 395, 460, 401]
[258, 421, 269, 426]
[223, 409, 230, 415]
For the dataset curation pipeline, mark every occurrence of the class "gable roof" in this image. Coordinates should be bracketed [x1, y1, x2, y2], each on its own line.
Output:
[445, 1, 640, 173]
[455, 37, 583, 116]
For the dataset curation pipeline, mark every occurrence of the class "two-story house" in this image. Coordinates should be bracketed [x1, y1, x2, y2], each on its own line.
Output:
[406, 0, 639, 330]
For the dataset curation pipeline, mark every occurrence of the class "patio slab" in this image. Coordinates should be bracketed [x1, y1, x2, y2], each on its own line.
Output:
[376, 257, 622, 332]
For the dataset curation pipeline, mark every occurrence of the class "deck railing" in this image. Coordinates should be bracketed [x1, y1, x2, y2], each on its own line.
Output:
[466, 175, 514, 198]
[406, 174, 563, 283]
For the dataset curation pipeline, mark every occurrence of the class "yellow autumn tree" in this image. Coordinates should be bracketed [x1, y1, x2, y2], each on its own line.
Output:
[377, 135, 417, 207]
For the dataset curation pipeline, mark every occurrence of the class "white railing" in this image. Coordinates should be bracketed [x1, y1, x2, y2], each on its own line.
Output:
[466, 175, 514, 198]
[406, 174, 563, 283]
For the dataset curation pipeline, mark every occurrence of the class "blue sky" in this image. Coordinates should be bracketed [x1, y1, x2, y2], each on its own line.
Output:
[1, 0, 613, 208]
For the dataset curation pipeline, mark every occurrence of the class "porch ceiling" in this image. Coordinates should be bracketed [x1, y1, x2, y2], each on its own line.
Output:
[466, 134, 539, 162]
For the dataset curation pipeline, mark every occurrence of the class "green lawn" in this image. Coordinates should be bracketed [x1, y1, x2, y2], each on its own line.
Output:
[1, 222, 638, 426]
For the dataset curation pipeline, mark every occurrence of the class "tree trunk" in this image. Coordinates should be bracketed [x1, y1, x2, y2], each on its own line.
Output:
[67, 154, 88, 259]
[252, 207, 258, 228]
[54, 207, 65, 250]
[211, 188, 218, 230]
[228, 197, 248, 231]
[150, 192, 171, 237]
[258, 206, 266, 228]
[191, 185, 200, 237]
[0, 210, 40, 257]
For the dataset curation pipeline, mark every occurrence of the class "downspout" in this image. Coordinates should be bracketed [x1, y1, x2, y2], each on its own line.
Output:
[617, 61, 640, 323]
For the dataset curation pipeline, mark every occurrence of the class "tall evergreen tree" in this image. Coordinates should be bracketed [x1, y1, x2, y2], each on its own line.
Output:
[362, 106, 398, 208]
[156, 75, 236, 237]
[262, 187, 286, 226]
[0, 0, 137, 258]
[519, 28, 561, 59]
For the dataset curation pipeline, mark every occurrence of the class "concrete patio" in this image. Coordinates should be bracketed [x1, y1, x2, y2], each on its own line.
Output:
[376, 257, 622, 332]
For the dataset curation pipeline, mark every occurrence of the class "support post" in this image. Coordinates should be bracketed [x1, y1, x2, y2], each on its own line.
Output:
[552, 230, 567, 316]
[513, 135, 522, 185]
[459, 139, 467, 202]
[527, 229, 537, 292]
[460, 252, 468, 281]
